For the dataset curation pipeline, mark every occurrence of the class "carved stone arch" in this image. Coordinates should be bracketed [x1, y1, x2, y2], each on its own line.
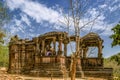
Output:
[81, 32, 103, 58]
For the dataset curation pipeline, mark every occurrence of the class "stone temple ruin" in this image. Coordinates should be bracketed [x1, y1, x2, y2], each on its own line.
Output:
[8, 31, 113, 79]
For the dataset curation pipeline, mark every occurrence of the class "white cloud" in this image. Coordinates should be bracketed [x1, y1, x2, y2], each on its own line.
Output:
[8, 18, 26, 35]
[9, 25, 20, 34]
[6, 0, 119, 37]
[6, 0, 25, 10]
[108, 5, 119, 12]
[80, 7, 115, 36]
[99, 4, 107, 9]
[7, 0, 63, 25]
[20, 13, 31, 26]
[14, 19, 21, 26]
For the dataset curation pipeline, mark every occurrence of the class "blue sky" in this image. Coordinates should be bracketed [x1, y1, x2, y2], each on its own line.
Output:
[2, 0, 120, 57]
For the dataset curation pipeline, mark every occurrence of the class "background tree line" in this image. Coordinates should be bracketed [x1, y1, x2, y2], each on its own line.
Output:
[104, 52, 120, 79]
[0, 1, 9, 67]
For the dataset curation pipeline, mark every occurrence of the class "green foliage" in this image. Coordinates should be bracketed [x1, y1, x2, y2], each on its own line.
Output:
[0, 44, 8, 67]
[0, 1, 9, 67]
[0, 1, 7, 44]
[110, 53, 120, 65]
[0, 31, 5, 43]
[104, 53, 120, 79]
[110, 24, 120, 47]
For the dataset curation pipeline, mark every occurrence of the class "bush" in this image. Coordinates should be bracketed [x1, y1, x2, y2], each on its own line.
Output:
[0, 45, 9, 67]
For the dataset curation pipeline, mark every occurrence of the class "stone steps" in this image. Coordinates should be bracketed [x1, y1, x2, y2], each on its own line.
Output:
[76, 70, 113, 80]
[30, 69, 63, 77]
[30, 63, 65, 77]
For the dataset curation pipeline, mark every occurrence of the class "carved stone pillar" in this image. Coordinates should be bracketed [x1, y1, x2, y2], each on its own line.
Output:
[17, 43, 21, 72]
[21, 40, 25, 68]
[58, 38, 62, 55]
[33, 38, 39, 68]
[53, 38, 56, 55]
[59, 39, 62, 51]
[83, 47, 88, 58]
[8, 44, 11, 71]
[64, 43, 67, 56]
[98, 41, 102, 58]
[36, 43, 40, 56]
[83, 48, 86, 58]
[42, 40, 45, 55]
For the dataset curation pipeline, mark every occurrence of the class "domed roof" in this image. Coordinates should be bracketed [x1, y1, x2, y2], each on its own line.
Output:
[39, 31, 68, 38]
[82, 32, 101, 41]
[81, 32, 103, 47]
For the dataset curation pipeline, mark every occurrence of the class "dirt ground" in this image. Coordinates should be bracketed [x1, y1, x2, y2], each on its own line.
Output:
[0, 73, 86, 80]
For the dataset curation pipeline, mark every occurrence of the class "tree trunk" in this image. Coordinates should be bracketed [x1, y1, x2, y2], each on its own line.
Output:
[72, 36, 79, 80]
[71, 56, 77, 80]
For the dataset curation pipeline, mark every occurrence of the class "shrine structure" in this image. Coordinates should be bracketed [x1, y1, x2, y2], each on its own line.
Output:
[8, 31, 113, 79]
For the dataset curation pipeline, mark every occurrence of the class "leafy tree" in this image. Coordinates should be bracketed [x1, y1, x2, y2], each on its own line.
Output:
[0, 1, 9, 67]
[110, 53, 120, 65]
[0, 1, 9, 43]
[110, 23, 120, 47]
[0, 31, 5, 43]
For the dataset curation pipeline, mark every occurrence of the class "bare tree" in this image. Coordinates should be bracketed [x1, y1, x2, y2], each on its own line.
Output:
[59, 0, 100, 80]
[68, 0, 88, 79]
[0, 1, 8, 43]
[58, 0, 104, 79]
